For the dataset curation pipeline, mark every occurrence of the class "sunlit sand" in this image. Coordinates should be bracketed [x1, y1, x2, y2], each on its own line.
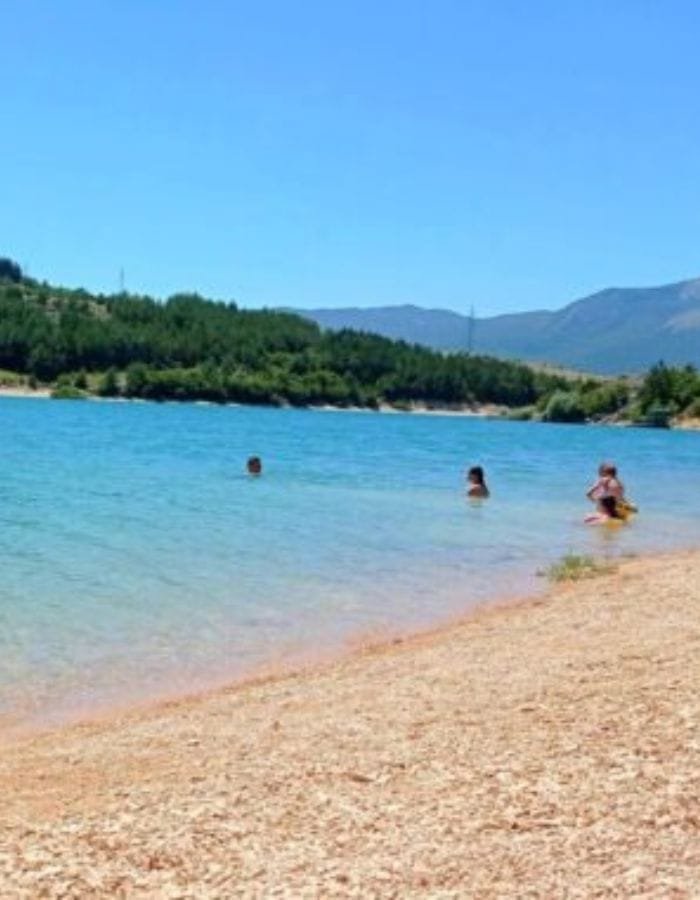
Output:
[1, 551, 699, 895]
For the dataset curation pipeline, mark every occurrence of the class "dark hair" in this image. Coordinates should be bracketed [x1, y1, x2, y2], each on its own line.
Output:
[600, 496, 621, 518]
[247, 456, 262, 473]
[468, 465, 486, 486]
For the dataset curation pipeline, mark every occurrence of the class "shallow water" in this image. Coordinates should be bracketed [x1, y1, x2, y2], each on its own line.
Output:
[2, 397, 699, 730]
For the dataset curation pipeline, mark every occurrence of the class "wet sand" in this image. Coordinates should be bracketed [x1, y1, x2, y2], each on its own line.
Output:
[1, 551, 699, 897]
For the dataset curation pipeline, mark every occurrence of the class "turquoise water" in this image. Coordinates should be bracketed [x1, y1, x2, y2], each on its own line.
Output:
[2, 396, 700, 731]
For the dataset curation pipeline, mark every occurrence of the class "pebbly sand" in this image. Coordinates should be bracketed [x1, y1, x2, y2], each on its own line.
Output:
[1, 551, 699, 897]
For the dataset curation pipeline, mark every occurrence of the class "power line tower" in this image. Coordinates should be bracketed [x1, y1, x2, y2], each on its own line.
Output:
[467, 304, 476, 354]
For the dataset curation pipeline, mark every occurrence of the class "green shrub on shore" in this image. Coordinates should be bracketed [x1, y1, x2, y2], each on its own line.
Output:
[0, 368, 25, 387]
[50, 372, 88, 399]
[97, 367, 121, 397]
[506, 405, 537, 421]
[634, 403, 672, 428]
[542, 391, 586, 423]
[578, 381, 630, 419]
[51, 384, 86, 400]
[637, 362, 700, 419]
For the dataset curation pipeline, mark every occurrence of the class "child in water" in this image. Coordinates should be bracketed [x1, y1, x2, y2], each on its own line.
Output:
[467, 465, 489, 498]
[585, 462, 624, 524]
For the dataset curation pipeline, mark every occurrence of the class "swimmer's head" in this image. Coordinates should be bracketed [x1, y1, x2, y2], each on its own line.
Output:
[467, 465, 486, 485]
[247, 456, 262, 475]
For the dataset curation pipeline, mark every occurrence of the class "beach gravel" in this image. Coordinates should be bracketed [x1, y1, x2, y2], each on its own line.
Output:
[1, 552, 699, 897]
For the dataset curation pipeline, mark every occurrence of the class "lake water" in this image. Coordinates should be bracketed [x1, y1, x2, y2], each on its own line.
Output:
[2, 397, 700, 732]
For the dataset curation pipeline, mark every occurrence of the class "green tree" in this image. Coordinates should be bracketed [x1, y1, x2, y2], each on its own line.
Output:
[125, 362, 150, 396]
[0, 258, 22, 282]
[542, 391, 586, 423]
[97, 367, 120, 397]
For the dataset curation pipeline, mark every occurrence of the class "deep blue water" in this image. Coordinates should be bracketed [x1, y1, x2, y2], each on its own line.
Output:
[2, 397, 700, 730]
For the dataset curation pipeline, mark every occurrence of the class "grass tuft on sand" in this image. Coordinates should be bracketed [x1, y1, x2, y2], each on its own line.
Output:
[542, 552, 615, 582]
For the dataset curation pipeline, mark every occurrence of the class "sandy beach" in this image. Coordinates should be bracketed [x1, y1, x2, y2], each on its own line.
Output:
[1, 550, 699, 897]
[0, 388, 504, 417]
[674, 416, 700, 432]
[0, 385, 52, 399]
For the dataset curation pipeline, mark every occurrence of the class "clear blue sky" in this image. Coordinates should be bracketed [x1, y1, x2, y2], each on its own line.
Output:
[2, 1, 699, 315]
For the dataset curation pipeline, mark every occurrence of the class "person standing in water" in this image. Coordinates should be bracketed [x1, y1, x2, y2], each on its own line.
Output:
[585, 462, 628, 523]
[586, 462, 624, 506]
[467, 465, 489, 498]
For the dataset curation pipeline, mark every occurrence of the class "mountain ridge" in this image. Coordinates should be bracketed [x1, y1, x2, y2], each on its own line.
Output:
[293, 277, 700, 374]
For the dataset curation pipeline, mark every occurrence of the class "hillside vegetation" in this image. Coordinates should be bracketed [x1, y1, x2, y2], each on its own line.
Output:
[0, 260, 559, 408]
[1, 259, 699, 424]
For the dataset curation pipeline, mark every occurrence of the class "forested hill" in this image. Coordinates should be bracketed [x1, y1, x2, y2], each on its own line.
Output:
[0, 261, 563, 408]
[3, 261, 700, 424]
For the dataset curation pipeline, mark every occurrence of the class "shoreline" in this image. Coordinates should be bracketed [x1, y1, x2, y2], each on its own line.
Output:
[0, 386, 507, 418]
[0, 544, 689, 747]
[2, 547, 700, 894]
[3, 386, 700, 429]
[1, 544, 691, 746]
[0, 574, 541, 747]
[5, 542, 689, 744]
[0, 385, 52, 399]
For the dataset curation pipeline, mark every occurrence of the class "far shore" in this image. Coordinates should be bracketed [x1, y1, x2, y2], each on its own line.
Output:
[2, 548, 699, 895]
[0, 385, 52, 399]
[673, 415, 700, 430]
[3, 384, 700, 429]
[0, 385, 510, 418]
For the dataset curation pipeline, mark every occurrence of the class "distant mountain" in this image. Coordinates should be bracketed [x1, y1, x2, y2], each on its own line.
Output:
[295, 278, 700, 374]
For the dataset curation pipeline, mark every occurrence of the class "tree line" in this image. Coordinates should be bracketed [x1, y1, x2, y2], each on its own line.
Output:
[0, 266, 557, 408]
[1, 260, 699, 422]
